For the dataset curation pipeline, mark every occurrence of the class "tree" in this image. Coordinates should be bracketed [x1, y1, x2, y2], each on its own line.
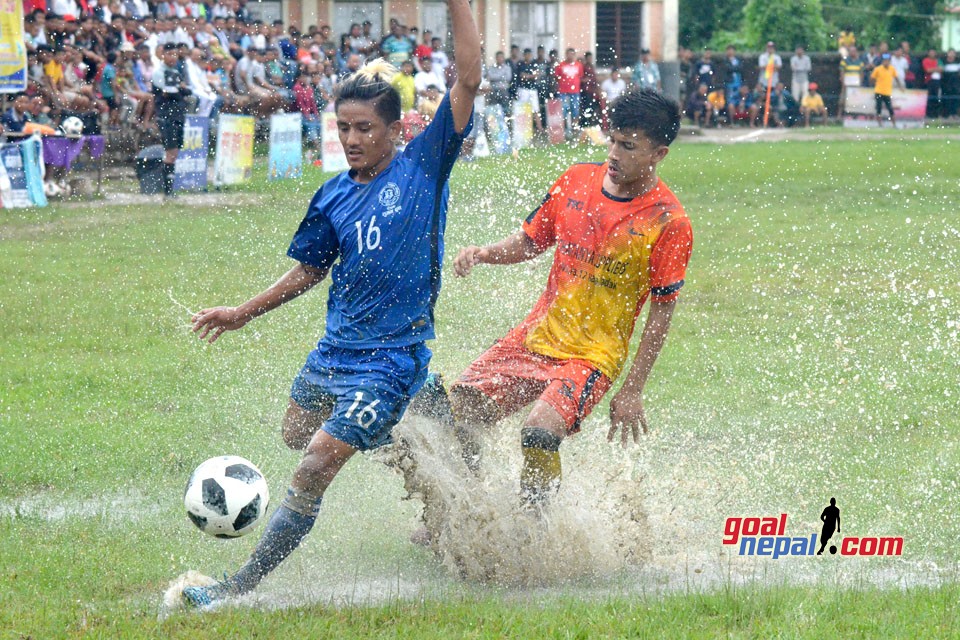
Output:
[822, 0, 942, 51]
[679, 0, 749, 49]
[742, 0, 828, 51]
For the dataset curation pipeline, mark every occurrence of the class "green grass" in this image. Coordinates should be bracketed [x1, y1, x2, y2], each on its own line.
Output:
[1, 138, 959, 637]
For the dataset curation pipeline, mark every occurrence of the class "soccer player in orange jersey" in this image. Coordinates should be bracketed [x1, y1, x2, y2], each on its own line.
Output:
[450, 88, 693, 506]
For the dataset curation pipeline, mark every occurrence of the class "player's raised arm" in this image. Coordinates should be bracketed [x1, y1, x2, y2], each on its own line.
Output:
[191, 263, 328, 343]
[447, 0, 482, 132]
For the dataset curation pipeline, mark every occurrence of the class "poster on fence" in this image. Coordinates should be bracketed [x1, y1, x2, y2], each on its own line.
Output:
[0, 0, 28, 93]
[484, 105, 510, 154]
[269, 113, 302, 180]
[843, 87, 927, 128]
[213, 114, 254, 186]
[546, 99, 564, 145]
[0, 138, 46, 208]
[174, 116, 209, 192]
[320, 112, 348, 173]
[511, 101, 533, 150]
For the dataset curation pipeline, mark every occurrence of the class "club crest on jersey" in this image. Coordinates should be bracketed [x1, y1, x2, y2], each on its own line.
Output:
[378, 182, 402, 216]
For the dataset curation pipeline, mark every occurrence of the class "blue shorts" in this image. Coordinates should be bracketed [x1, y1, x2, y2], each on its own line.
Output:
[290, 342, 431, 451]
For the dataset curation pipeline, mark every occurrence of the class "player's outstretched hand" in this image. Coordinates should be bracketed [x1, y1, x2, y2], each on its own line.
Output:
[608, 391, 648, 447]
[453, 245, 488, 278]
[191, 306, 250, 343]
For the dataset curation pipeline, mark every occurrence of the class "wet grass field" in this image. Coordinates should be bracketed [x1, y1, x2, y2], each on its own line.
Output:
[1, 136, 958, 637]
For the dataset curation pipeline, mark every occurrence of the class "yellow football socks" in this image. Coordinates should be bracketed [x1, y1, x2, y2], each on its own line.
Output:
[520, 427, 563, 506]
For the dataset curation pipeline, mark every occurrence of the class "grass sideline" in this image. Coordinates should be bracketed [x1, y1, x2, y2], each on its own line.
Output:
[2, 138, 959, 637]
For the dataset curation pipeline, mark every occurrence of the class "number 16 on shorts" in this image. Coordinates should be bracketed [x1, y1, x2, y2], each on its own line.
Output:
[345, 390, 381, 429]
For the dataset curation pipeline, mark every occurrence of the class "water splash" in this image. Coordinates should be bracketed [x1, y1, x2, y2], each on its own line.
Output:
[378, 415, 651, 586]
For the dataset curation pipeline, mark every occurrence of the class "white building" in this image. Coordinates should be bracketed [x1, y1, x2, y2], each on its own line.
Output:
[255, 0, 677, 67]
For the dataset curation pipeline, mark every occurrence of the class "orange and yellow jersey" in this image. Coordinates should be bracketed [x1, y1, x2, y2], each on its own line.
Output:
[519, 162, 693, 380]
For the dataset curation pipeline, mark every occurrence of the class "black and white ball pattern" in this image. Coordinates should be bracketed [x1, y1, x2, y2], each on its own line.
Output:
[184, 456, 270, 538]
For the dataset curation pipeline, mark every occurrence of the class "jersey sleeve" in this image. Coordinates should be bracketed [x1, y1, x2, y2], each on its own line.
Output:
[521, 172, 567, 250]
[649, 216, 693, 302]
[403, 92, 473, 184]
[286, 187, 339, 271]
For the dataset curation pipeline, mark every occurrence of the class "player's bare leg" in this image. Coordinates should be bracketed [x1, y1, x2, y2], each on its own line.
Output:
[281, 398, 334, 450]
[519, 400, 566, 508]
[449, 385, 503, 473]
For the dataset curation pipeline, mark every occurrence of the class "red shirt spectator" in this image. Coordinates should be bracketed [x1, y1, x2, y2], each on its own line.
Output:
[555, 59, 583, 94]
[23, 0, 47, 14]
[293, 78, 318, 116]
[922, 52, 942, 84]
[414, 43, 432, 63]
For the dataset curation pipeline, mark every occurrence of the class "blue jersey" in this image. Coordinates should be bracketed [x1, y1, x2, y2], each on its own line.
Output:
[288, 93, 472, 350]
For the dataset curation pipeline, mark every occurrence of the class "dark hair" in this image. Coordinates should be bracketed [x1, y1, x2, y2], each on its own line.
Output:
[608, 88, 681, 147]
[334, 59, 402, 124]
[106, 52, 117, 64]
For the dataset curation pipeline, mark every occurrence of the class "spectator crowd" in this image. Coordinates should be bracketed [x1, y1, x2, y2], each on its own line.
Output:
[3, 2, 621, 147]
[4, 3, 960, 147]
[672, 31, 960, 129]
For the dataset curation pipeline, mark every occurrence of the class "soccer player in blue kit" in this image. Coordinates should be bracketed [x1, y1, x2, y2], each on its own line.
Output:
[181, 0, 480, 609]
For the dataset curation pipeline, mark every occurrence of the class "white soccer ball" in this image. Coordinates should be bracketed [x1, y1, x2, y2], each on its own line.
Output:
[184, 455, 270, 538]
[60, 116, 84, 136]
[43, 180, 61, 197]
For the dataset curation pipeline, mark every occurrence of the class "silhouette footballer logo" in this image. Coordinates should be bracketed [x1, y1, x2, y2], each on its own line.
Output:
[817, 497, 841, 555]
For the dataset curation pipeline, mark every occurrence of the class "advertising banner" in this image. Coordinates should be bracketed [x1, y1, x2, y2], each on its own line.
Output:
[843, 87, 927, 128]
[213, 114, 254, 185]
[268, 112, 302, 180]
[484, 105, 510, 154]
[511, 101, 533, 149]
[173, 116, 209, 192]
[0, 0, 27, 93]
[320, 112, 348, 173]
[0, 138, 46, 207]
[546, 99, 565, 145]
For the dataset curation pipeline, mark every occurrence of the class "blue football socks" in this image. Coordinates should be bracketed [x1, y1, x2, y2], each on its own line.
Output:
[222, 487, 323, 596]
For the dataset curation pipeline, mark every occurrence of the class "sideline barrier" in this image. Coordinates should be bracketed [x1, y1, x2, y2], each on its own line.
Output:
[0, 136, 46, 208]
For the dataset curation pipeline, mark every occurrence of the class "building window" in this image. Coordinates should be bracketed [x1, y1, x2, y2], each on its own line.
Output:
[247, 0, 283, 24]
[333, 2, 382, 44]
[421, 1, 451, 48]
[596, 2, 642, 67]
[509, 2, 558, 54]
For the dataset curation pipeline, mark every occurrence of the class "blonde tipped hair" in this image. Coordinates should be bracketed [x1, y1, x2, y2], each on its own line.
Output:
[334, 58, 403, 123]
[356, 58, 398, 84]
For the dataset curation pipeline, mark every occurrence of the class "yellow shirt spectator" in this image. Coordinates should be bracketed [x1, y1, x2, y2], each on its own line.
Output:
[707, 89, 725, 111]
[43, 60, 64, 86]
[871, 64, 898, 96]
[391, 73, 416, 113]
[802, 92, 825, 112]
